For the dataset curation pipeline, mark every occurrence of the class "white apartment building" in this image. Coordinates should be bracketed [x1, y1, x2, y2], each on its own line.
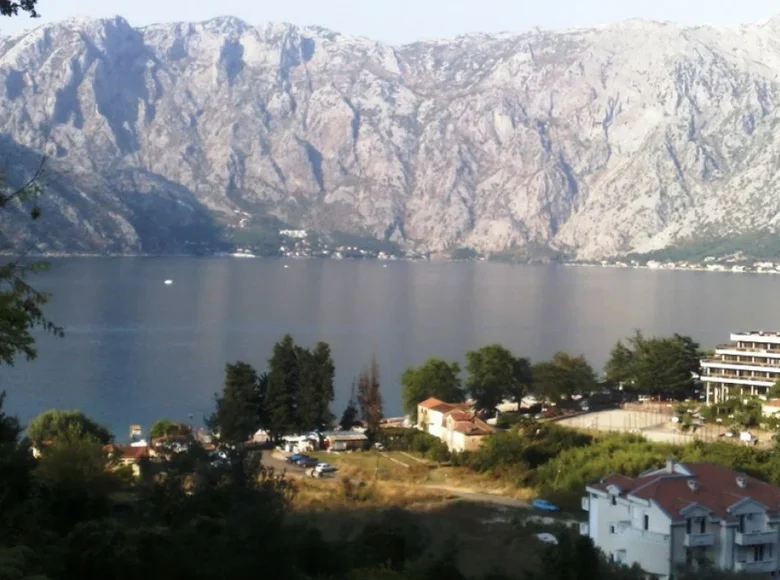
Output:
[701, 331, 780, 404]
[582, 459, 780, 579]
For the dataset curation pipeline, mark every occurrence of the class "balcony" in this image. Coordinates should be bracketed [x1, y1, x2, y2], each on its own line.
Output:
[616, 522, 670, 545]
[699, 374, 775, 387]
[581, 496, 589, 511]
[701, 358, 780, 371]
[684, 533, 715, 547]
[735, 560, 778, 574]
[735, 530, 778, 545]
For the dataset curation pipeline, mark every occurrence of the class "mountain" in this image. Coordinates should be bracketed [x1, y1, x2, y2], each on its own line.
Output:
[2, 15, 780, 258]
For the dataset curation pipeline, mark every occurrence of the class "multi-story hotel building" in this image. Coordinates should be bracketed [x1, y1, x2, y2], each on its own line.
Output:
[700, 332, 780, 404]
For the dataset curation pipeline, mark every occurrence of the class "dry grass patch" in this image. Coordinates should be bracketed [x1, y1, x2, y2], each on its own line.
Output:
[290, 476, 451, 511]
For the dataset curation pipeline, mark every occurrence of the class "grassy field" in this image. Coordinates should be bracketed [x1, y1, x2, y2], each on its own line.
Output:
[309, 450, 534, 501]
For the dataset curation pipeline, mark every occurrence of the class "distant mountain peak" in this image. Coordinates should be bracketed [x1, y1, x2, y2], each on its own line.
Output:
[1, 15, 780, 259]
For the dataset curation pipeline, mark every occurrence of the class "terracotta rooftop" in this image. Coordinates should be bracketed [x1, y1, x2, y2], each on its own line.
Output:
[418, 397, 447, 410]
[589, 462, 780, 520]
[109, 445, 149, 461]
[419, 398, 472, 414]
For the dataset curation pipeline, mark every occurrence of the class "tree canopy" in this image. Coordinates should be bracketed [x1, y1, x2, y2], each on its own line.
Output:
[26, 409, 113, 446]
[0, 0, 38, 17]
[206, 362, 265, 445]
[401, 358, 463, 420]
[465, 345, 531, 413]
[531, 352, 598, 402]
[604, 332, 702, 398]
[149, 419, 190, 440]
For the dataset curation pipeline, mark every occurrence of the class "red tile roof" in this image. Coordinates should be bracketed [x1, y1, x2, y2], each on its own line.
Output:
[418, 398, 471, 413]
[419, 397, 447, 410]
[589, 462, 780, 519]
[110, 445, 149, 461]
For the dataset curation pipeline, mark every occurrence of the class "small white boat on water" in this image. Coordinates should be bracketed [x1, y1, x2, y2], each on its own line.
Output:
[231, 251, 257, 258]
[164, 279, 173, 285]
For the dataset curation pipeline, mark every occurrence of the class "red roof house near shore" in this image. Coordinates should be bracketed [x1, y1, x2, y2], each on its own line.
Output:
[583, 458, 780, 579]
[416, 397, 492, 452]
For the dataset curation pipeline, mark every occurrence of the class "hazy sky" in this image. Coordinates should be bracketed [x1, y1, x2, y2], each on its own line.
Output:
[1, 0, 779, 42]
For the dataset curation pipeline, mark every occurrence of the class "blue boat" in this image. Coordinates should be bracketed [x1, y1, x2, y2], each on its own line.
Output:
[532, 499, 560, 511]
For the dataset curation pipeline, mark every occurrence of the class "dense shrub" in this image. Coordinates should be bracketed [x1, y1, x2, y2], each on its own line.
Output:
[376, 428, 451, 462]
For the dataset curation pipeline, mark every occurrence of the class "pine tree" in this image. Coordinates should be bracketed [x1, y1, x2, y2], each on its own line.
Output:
[206, 361, 263, 445]
[339, 380, 360, 431]
[295, 346, 319, 432]
[357, 355, 383, 434]
[264, 334, 302, 437]
[311, 341, 335, 429]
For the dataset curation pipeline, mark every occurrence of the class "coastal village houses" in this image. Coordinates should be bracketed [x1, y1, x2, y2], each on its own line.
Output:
[583, 459, 780, 579]
[416, 397, 493, 452]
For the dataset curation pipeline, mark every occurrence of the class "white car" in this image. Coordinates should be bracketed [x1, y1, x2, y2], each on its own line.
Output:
[315, 462, 337, 473]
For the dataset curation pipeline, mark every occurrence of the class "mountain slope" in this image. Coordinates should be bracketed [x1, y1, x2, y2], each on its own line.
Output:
[2, 15, 780, 258]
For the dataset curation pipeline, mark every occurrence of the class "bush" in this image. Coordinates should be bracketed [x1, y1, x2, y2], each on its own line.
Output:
[376, 428, 450, 462]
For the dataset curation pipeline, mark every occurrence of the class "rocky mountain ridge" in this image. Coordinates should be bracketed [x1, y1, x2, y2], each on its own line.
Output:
[2, 15, 780, 258]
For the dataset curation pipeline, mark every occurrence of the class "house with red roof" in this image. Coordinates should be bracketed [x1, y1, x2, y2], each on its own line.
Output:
[582, 458, 780, 579]
[417, 398, 493, 452]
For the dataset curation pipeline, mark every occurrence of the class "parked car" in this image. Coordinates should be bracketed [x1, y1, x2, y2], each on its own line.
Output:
[532, 499, 560, 512]
[315, 462, 337, 474]
[287, 453, 308, 464]
[298, 457, 319, 468]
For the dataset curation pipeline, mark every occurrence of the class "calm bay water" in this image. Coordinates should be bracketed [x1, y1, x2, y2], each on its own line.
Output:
[1, 257, 777, 438]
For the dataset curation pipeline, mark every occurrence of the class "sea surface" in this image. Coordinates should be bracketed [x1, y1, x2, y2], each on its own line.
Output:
[1, 257, 777, 439]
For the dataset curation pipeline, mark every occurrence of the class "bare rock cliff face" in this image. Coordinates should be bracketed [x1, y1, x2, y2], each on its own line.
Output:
[2, 15, 780, 257]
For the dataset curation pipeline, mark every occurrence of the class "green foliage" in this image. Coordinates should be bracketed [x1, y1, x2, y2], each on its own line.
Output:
[465, 345, 532, 414]
[328, 230, 403, 256]
[0, 165, 63, 367]
[264, 335, 336, 437]
[0, 0, 38, 17]
[296, 342, 336, 432]
[531, 352, 597, 402]
[26, 410, 113, 446]
[376, 428, 451, 461]
[450, 247, 478, 260]
[451, 425, 593, 486]
[604, 331, 702, 398]
[629, 230, 780, 263]
[525, 531, 646, 580]
[401, 358, 463, 421]
[339, 397, 360, 431]
[206, 362, 265, 445]
[148, 420, 190, 440]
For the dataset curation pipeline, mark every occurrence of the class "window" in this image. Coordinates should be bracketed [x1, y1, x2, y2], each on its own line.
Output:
[610, 525, 616, 535]
[739, 515, 746, 533]
[686, 519, 692, 534]
[700, 518, 706, 534]
[644, 514, 649, 531]
[755, 545, 765, 562]
[769, 544, 774, 559]
[611, 495, 616, 506]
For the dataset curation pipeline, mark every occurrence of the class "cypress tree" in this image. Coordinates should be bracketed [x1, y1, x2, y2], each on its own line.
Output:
[265, 335, 301, 437]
